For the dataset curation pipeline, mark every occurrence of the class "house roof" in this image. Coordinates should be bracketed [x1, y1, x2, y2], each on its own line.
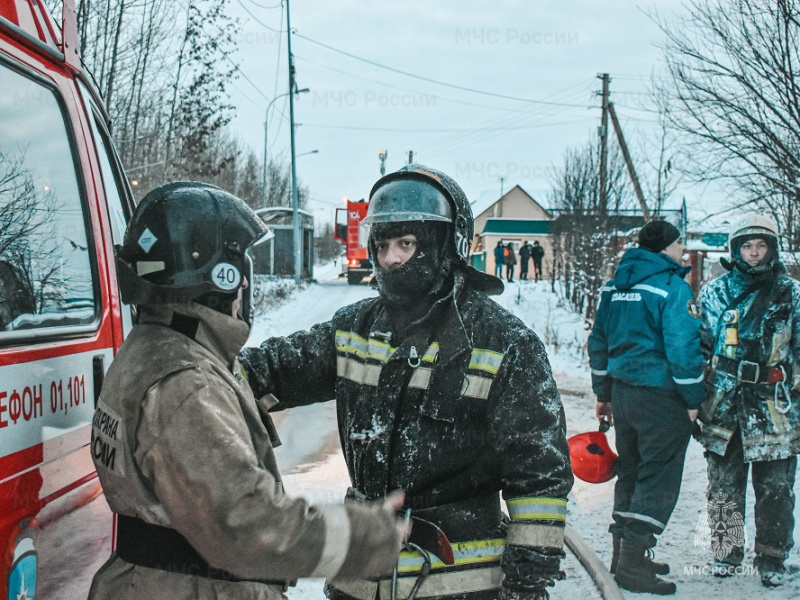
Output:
[470, 184, 551, 220]
[481, 218, 551, 235]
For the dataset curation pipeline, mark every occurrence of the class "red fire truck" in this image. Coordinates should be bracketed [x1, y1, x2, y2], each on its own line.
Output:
[0, 1, 134, 597]
[334, 199, 373, 284]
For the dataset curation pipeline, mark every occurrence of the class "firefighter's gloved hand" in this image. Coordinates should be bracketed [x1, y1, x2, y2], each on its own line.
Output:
[498, 586, 550, 600]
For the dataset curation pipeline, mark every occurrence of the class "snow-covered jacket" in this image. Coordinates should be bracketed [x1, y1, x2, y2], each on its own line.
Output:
[240, 273, 573, 599]
[588, 247, 705, 409]
[698, 267, 800, 461]
[89, 302, 399, 600]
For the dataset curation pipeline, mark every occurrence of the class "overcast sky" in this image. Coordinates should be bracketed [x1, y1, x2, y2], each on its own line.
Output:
[226, 0, 713, 226]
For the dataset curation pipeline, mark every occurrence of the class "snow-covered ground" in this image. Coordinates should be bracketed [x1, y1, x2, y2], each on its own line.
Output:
[248, 263, 800, 599]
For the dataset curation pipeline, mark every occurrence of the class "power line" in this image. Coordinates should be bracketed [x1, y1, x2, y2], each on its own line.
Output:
[241, 0, 283, 9]
[294, 32, 593, 108]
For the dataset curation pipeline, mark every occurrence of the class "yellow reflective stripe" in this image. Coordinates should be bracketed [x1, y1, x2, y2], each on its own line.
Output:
[337, 356, 381, 387]
[421, 342, 439, 363]
[507, 497, 567, 522]
[766, 400, 788, 435]
[469, 349, 504, 375]
[460, 374, 493, 400]
[706, 424, 734, 441]
[506, 522, 565, 548]
[335, 330, 396, 363]
[397, 538, 506, 574]
[409, 367, 433, 390]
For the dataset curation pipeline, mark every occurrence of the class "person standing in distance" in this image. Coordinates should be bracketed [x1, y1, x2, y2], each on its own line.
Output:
[519, 241, 532, 281]
[588, 220, 704, 595]
[240, 165, 573, 600]
[494, 240, 505, 279]
[531, 241, 545, 283]
[697, 214, 800, 587]
[89, 182, 405, 600]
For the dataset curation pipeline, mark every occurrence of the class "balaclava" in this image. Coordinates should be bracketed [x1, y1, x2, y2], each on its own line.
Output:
[370, 220, 452, 309]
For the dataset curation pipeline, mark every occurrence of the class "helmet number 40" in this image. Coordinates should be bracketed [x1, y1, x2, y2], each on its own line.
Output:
[211, 263, 241, 291]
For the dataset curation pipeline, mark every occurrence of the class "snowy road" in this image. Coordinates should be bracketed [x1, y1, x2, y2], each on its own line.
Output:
[247, 265, 800, 599]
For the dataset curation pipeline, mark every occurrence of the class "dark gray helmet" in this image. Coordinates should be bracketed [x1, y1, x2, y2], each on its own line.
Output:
[116, 182, 271, 319]
[366, 164, 473, 264]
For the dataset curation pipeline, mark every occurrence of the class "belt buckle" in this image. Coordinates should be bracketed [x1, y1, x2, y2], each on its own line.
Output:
[737, 360, 760, 384]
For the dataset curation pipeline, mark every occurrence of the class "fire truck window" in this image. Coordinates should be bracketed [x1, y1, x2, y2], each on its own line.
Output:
[0, 64, 96, 336]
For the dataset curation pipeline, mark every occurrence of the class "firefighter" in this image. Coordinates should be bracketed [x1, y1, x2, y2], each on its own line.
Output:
[89, 182, 404, 600]
[588, 220, 704, 595]
[697, 214, 800, 587]
[240, 165, 573, 600]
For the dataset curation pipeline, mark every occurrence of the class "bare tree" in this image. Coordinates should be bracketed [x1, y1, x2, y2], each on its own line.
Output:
[549, 138, 635, 320]
[657, 0, 800, 246]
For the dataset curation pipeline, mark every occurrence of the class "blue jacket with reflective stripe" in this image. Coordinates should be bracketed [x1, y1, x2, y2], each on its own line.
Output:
[588, 247, 705, 408]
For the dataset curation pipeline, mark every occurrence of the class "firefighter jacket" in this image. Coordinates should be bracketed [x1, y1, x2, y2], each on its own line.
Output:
[240, 272, 573, 599]
[697, 267, 800, 461]
[89, 302, 399, 600]
[589, 247, 705, 408]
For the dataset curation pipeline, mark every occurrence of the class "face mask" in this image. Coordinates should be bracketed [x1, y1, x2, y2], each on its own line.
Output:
[371, 222, 449, 306]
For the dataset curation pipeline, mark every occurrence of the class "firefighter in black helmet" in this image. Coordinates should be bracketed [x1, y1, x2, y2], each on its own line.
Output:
[241, 165, 573, 600]
[90, 182, 405, 600]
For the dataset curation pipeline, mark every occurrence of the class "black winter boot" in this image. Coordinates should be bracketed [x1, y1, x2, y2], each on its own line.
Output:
[614, 539, 677, 595]
[610, 535, 670, 575]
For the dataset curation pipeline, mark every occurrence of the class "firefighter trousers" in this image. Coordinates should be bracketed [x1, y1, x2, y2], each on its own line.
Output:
[609, 381, 693, 548]
[705, 429, 797, 565]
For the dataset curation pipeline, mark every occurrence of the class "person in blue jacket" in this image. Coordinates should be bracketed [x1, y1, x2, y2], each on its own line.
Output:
[588, 220, 705, 596]
[494, 240, 506, 279]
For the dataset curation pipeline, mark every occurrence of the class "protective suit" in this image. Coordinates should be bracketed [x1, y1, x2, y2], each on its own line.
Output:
[89, 182, 400, 600]
[697, 214, 800, 585]
[241, 165, 573, 600]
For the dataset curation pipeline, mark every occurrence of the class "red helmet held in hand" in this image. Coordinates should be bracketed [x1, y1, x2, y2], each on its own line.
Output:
[568, 428, 618, 484]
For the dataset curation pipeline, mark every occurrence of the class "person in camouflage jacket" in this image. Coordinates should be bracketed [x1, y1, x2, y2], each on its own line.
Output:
[241, 165, 573, 600]
[698, 214, 800, 587]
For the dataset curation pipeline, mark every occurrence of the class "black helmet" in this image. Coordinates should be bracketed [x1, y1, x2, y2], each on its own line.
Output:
[117, 182, 271, 320]
[365, 164, 473, 263]
[365, 164, 502, 295]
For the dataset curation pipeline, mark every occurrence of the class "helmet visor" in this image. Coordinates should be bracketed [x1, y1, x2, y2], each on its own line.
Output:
[363, 179, 454, 225]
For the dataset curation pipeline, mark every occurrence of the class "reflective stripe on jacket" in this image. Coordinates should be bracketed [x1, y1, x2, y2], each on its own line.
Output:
[240, 278, 573, 596]
[698, 268, 800, 461]
[89, 302, 398, 600]
[588, 247, 705, 408]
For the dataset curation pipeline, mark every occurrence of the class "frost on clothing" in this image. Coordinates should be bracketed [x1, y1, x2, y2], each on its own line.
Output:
[89, 302, 399, 600]
[240, 272, 573, 599]
[588, 247, 705, 409]
[698, 267, 800, 462]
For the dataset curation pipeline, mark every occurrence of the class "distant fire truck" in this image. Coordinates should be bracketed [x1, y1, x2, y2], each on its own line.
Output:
[334, 199, 372, 284]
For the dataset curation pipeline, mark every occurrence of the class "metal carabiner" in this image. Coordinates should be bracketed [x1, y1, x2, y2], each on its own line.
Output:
[775, 366, 793, 415]
[408, 346, 421, 368]
[390, 542, 431, 600]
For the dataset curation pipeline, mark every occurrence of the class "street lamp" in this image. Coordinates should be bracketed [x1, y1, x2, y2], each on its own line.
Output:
[296, 149, 319, 158]
[262, 88, 309, 206]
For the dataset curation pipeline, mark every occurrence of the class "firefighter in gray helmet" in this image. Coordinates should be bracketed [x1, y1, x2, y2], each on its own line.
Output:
[89, 182, 405, 600]
[697, 213, 800, 587]
[240, 165, 573, 600]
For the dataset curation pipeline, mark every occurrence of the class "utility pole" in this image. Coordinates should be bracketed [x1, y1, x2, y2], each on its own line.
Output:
[287, 0, 302, 284]
[597, 73, 610, 215]
[608, 101, 650, 221]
